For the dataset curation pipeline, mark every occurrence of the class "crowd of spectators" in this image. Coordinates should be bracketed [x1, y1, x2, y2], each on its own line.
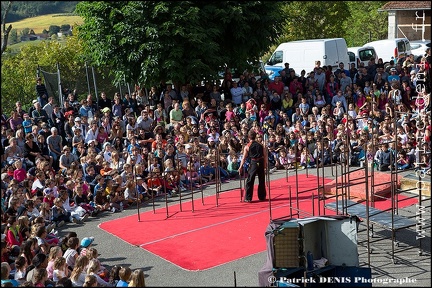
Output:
[1, 47, 431, 287]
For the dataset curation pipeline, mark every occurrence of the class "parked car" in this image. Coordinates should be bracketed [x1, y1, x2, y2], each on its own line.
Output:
[348, 46, 378, 69]
[409, 40, 431, 62]
[363, 38, 411, 65]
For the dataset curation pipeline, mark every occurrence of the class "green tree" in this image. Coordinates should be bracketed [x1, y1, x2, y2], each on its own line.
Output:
[344, 1, 388, 47]
[261, 1, 350, 62]
[280, 2, 349, 42]
[20, 27, 30, 36]
[1, 35, 85, 113]
[9, 29, 18, 44]
[75, 1, 284, 87]
[60, 24, 71, 32]
[48, 25, 61, 35]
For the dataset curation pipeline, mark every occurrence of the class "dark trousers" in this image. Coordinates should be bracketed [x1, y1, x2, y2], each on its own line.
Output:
[245, 159, 266, 201]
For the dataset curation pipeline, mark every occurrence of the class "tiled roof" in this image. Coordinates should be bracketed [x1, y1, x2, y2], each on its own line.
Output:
[381, 1, 431, 10]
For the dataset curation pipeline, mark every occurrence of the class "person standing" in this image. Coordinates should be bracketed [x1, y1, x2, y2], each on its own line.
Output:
[35, 77, 49, 107]
[238, 130, 267, 202]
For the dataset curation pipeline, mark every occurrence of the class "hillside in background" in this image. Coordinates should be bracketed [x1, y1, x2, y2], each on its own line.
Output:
[9, 14, 83, 34]
[4, 1, 79, 22]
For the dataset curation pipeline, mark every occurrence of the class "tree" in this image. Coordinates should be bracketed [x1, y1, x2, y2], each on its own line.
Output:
[48, 25, 61, 35]
[344, 1, 388, 47]
[20, 27, 30, 36]
[1, 35, 85, 113]
[75, 1, 284, 88]
[60, 24, 71, 32]
[9, 29, 17, 44]
[1, 1, 13, 55]
[280, 2, 350, 42]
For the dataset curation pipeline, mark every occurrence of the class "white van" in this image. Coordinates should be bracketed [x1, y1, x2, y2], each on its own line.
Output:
[265, 38, 349, 80]
[348, 46, 378, 68]
[362, 38, 411, 65]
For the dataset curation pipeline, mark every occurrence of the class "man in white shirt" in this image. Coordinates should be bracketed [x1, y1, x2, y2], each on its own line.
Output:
[230, 81, 244, 106]
[85, 120, 99, 144]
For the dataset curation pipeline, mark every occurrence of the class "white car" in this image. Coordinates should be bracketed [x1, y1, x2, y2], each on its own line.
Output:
[410, 40, 431, 62]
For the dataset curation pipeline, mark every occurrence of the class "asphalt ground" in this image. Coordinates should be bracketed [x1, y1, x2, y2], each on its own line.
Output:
[58, 166, 431, 287]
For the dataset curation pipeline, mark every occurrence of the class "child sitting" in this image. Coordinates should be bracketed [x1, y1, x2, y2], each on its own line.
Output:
[226, 153, 240, 178]
[147, 167, 164, 197]
[53, 256, 69, 282]
[300, 147, 316, 168]
[185, 161, 200, 188]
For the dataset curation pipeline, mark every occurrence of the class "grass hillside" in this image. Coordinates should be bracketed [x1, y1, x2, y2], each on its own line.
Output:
[8, 13, 83, 34]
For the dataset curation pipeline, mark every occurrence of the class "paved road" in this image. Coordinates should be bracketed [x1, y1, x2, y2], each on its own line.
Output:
[60, 167, 431, 287]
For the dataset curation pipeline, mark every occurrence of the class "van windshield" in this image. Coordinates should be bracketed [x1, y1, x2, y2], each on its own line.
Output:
[268, 51, 283, 65]
[358, 48, 376, 61]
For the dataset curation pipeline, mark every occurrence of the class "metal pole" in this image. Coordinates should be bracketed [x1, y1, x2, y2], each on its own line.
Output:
[57, 63, 63, 109]
[134, 165, 141, 222]
[91, 66, 99, 110]
[85, 62, 91, 96]
[125, 75, 131, 96]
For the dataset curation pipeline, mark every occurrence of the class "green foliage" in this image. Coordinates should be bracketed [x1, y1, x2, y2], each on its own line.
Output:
[1, 35, 85, 113]
[20, 28, 30, 36]
[10, 30, 18, 44]
[75, 1, 284, 87]
[5, 1, 79, 22]
[279, 2, 350, 42]
[344, 1, 388, 46]
[49, 25, 61, 35]
[60, 24, 71, 32]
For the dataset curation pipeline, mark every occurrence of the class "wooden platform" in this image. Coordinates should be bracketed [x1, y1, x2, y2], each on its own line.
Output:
[323, 169, 402, 201]
[400, 172, 431, 197]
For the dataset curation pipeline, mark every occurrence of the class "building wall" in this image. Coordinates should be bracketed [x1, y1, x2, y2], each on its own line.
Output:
[392, 10, 431, 40]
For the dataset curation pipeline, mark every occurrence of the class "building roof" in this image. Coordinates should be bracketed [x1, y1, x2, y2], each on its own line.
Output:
[380, 1, 431, 11]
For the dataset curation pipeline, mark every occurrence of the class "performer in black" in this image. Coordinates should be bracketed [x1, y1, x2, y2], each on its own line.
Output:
[238, 130, 267, 202]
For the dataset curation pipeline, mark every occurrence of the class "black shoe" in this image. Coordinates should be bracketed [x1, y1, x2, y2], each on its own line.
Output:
[259, 198, 268, 202]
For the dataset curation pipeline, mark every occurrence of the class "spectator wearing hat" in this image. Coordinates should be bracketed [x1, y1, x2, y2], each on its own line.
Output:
[78, 237, 94, 257]
[387, 67, 400, 83]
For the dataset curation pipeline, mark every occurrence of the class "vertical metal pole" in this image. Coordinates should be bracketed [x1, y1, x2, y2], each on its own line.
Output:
[176, 156, 183, 212]
[118, 82, 123, 98]
[190, 161, 195, 212]
[267, 145, 272, 221]
[57, 63, 63, 108]
[85, 62, 91, 96]
[365, 140, 370, 266]
[134, 165, 140, 222]
[125, 75, 131, 96]
[215, 149, 220, 206]
[91, 66, 99, 110]
[200, 151, 205, 205]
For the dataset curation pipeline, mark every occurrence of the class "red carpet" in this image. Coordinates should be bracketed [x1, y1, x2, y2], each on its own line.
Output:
[99, 174, 417, 271]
